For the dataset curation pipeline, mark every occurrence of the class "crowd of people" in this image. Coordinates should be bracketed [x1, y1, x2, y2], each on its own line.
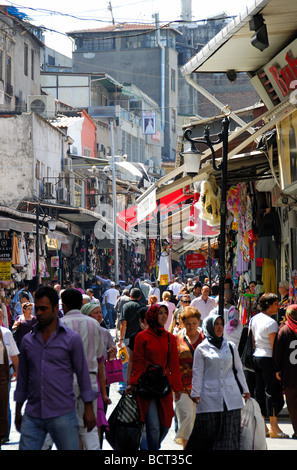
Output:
[0, 272, 296, 451]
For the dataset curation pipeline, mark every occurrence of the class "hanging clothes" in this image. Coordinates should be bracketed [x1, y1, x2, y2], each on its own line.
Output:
[262, 258, 277, 294]
[11, 233, 20, 265]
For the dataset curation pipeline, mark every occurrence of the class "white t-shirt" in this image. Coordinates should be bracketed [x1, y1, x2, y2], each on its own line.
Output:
[251, 313, 278, 357]
[191, 296, 217, 321]
[104, 288, 119, 306]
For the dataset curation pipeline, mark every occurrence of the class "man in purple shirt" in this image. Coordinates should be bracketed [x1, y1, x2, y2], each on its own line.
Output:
[14, 286, 97, 450]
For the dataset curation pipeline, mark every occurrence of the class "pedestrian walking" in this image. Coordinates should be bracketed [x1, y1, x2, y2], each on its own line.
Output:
[61, 288, 103, 450]
[174, 306, 204, 448]
[0, 309, 19, 444]
[251, 293, 288, 438]
[117, 287, 141, 393]
[104, 282, 120, 328]
[273, 304, 297, 439]
[81, 301, 115, 446]
[128, 304, 183, 450]
[14, 286, 97, 450]
[186, 314, 250, 451]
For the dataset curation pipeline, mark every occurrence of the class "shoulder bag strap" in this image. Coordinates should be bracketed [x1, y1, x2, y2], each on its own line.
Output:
[183, 334, 195, 356]
[228, 342, 243, 394]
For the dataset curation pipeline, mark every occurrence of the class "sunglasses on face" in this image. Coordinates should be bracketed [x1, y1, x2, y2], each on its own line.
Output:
[181, 300, 190, 303]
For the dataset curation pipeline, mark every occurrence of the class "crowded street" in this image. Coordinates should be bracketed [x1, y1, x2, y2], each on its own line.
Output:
[3, 327, 297, 452]
[1, 0, 297, 455]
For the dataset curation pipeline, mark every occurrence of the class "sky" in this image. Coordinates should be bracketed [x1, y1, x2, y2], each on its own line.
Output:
[2, 0, 252, 56]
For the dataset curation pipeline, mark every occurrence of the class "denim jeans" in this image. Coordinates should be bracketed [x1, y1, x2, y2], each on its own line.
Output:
[145, 399, 169, 450]
[19, 410, 79, 450]
[106, 303, 116, 328]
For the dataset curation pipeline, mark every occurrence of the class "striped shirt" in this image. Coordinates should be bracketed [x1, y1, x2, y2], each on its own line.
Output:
[61, 309, 102, 373]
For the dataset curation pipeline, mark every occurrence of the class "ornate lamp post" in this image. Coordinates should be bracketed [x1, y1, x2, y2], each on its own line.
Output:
[182, 113, 230, 317]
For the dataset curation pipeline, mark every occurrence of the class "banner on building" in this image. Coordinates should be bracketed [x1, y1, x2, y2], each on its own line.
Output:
[142, 112, 156, 135]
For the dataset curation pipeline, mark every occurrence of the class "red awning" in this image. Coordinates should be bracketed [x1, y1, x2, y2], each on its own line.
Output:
[116, 188, 193, 233]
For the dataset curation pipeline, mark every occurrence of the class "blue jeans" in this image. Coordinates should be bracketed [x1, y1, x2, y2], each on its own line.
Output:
[106, 303, 116, 328]
[19, 410, 79, 450]
[145, 399, 169, 450]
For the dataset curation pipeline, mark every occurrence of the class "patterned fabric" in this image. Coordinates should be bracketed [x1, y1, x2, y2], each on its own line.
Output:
[175, 332, 203, 395]
[186, 407, 241, 451]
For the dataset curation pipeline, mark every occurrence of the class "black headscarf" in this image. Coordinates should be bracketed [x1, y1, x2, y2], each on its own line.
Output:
[202, 314, 224, 349]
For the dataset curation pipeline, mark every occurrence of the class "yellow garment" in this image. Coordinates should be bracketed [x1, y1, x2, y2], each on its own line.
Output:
[262, 258, 277, 294]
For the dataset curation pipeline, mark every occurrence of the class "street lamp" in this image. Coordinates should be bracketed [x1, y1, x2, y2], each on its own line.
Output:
[181, 114, 230, 318]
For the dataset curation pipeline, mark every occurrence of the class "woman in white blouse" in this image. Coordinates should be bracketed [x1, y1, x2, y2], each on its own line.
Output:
[251, 293, 288, 438]
[185, 314, 250, 451]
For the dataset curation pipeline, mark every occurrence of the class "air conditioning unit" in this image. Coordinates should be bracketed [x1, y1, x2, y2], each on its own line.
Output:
[27, 95, 57, 119]
[57, 186, 68, 203]
[44, 182, 55, 199]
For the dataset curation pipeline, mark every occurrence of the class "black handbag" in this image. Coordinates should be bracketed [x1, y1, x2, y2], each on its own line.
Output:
[240, 321, 255, 372]
[137, 334, 171, 400]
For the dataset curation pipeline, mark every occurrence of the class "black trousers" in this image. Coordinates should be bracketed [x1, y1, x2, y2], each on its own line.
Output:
[253, 356, 284, 417]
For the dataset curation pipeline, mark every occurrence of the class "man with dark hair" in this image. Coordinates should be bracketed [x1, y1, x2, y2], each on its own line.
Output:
[61, 288, 103, 450]
[117, 287, 141, 393]
[14, 286, 97, 450]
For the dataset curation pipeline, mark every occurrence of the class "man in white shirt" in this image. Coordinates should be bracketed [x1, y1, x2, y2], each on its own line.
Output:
[169, 277, 183, 297]
[61, 288, 102, 450]
[191, 284, 216, 322]
[104, 282, 120, 328]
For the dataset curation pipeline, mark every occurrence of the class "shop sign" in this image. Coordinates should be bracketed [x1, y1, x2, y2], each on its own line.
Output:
[0, 261, 11, 281]
[186, 253, 206, 269]
[137, 188, 156, 223]
[0, 238, 12, 261]
[251, 38, 297, 108]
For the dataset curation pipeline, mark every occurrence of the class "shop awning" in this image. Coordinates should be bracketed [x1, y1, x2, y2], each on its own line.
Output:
[181, 0, 297, 75]
[116, 188, 193, 233]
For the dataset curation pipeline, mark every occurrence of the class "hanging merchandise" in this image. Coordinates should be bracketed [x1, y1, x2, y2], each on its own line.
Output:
[12, 233, 20, 266]
[184, 186, 220, 238]
[158, 247, 172, 286]
[196, 176, 221, 227]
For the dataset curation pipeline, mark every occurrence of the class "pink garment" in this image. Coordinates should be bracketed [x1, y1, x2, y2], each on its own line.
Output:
[96, 356, 109, 431]
[159, 300, 176, 330]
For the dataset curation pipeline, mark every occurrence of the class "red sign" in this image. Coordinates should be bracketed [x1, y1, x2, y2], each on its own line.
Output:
[186, 253, 206, 269]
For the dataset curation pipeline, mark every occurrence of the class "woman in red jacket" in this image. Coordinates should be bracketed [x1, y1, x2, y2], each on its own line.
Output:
[128, 304, 183, 450]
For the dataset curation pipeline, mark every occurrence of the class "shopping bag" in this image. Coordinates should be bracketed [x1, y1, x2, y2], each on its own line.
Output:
[240, 324, 255, 372]
[106, 393, 143, 450]
[240, 398, 267, 450]
[105, 359, 125, 385]
[118, 345, 129, 364]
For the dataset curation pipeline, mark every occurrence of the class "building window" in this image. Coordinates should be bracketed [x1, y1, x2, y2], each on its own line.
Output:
[75, 36, 115, 52]
[171, 69, 176, 91]
[24, 44, 28, 76]
[6, 55, 12, 95]
[31, 49, 34, 80]
[171, 108, 176, 132]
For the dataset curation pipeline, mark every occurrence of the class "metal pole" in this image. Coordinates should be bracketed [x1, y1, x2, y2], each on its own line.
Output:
[110, 120, 119, 283]
[218, 117, 229, 318]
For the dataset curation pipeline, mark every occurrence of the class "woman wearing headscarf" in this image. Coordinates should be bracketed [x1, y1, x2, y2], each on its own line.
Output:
[128, 304, 183, 450]
[81, 302, 115, 444]
[185, 314, 250, 451]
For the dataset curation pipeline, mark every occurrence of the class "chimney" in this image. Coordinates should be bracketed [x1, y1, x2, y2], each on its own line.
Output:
[181, 0, 192, 22]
